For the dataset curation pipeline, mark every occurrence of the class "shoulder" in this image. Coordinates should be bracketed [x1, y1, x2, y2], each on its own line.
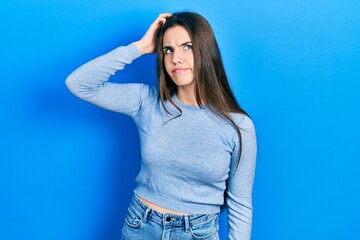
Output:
[134, 84, 159, 108]
[229, 113, 257, 166]
[230, 112, 256, 136]
[139, 84, 159, 97]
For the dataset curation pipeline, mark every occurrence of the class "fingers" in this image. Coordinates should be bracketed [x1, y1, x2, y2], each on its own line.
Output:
[154, 13, 172, 26]
[134, 13, 172, 55]
[158, 13, 172, 17]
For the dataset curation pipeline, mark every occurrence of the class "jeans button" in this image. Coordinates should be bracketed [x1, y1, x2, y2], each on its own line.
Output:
[166, 216, 171, 221]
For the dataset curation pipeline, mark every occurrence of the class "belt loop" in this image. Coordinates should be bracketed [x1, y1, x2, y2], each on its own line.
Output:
[184, 215, 190, 232]
[142, 207, 150, 223]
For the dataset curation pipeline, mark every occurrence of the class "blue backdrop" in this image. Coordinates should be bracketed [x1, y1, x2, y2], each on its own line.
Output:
[1, 0, 359, 239]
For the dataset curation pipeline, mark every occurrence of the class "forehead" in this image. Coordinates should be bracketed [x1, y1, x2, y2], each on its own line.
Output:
[163, 26, 191, 46]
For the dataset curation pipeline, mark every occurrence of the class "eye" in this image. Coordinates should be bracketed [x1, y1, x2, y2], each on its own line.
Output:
[184, 44, 192, 50]
[163, 47, 173, 54]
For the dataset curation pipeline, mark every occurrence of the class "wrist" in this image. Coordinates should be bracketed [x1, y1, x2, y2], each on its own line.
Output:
[134, 40, 148, 55]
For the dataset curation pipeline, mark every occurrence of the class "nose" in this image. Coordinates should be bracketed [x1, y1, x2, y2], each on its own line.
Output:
[172, 50, 182, 64]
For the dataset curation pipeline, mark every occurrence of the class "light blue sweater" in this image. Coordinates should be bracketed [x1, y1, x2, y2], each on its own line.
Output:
[65, 43, 257, 240]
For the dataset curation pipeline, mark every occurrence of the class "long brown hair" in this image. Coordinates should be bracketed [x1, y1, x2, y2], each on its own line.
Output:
[155, 12, 248, 170]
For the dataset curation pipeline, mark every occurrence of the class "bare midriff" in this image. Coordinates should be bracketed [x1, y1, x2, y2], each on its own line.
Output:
[137, 195, 188, 216]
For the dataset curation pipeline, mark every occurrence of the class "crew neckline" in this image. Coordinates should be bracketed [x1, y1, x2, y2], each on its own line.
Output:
[173, 94, 203, 110]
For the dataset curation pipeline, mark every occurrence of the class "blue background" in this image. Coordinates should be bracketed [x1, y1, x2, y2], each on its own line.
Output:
[1, 0, 359, 239]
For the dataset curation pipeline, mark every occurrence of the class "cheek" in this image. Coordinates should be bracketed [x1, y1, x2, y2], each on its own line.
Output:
[164, 57, 172, 76]
[186, 52, 194, 68]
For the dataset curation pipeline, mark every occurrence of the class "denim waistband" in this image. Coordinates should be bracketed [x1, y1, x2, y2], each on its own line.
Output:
[130, 194, 219, 231]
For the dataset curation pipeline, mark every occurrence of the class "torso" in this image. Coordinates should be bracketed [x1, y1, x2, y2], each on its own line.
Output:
[137, 195, 188, 215]
[133, 93, 241, 214]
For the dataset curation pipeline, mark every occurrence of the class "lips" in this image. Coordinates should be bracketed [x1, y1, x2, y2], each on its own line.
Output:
[172, 68, 189, 73]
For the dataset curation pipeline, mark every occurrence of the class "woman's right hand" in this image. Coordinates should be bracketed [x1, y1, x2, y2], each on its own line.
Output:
[134, 13, 172, 55]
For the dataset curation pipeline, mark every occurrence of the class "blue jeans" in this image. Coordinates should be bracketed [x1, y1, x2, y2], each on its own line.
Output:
[121, 194, 220, 240]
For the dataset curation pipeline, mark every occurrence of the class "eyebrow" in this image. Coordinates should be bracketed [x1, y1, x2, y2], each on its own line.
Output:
[163, 41, 192, 49]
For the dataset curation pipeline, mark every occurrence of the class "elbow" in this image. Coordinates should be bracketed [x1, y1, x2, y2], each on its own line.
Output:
[65, 74, 77, 94]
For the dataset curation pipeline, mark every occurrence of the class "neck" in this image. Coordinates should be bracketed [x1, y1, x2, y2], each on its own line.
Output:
[176, 87, 198, 106]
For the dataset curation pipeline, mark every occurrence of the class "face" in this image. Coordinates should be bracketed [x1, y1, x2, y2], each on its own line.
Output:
[162, 26, 195, 91]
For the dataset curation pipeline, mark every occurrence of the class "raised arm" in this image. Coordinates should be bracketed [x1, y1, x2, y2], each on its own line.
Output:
[65, 13, 171, 117]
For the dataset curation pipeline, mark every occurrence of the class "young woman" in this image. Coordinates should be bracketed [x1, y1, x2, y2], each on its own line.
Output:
[66, 12, 257, 240]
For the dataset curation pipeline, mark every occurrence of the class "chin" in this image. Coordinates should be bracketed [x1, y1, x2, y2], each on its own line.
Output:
[171, 78, 194, 87]
[175, 81, 193, 86]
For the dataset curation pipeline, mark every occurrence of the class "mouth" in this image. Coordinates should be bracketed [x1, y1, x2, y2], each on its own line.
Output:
[172, 68, 189, 73]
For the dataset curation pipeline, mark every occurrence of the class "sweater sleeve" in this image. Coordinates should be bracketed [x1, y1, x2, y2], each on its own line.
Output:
[65, 43, 156, 118]
[227, 115, 257, 240]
